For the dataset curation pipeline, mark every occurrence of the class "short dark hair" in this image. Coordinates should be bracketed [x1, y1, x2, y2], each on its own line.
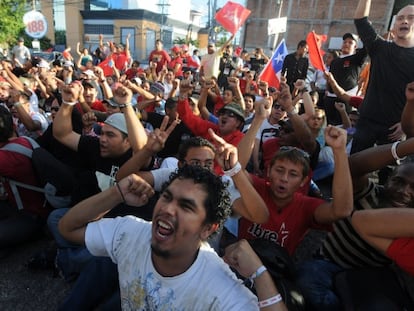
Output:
[163, 165, 231, 233]
[270, 147, 310, 178]
[297, 40, 308, 49]
[0, 106, 14, 142]
[244, 93, 256, 102]
[177, 137, 215, 162]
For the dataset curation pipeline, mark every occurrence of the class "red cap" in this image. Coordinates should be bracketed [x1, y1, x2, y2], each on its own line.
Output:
[171, 46, 181, 53]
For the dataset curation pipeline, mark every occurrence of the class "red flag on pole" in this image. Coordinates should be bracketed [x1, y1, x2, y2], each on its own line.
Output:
[215, 1, 251, 35]
[306, 31, 327, 71]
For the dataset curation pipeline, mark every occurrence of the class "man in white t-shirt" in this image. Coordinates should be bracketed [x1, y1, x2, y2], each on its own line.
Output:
[11, 37, 31, 68]
[59, 165, 260, 310]
[200, 35, 234, 79]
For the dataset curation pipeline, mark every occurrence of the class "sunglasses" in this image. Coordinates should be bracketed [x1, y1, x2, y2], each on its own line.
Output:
[50, 107, 59, 112]
[218, 110, 238, 118]
[279, 146, 310, 159]
[273, 104, 284, 111]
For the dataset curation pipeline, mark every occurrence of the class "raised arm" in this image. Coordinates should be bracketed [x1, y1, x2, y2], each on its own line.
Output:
[279, 80, 316, 153]
[401, 82, 414, 138]
[113, 83, 148, 152]
[354, 0, 371, 19]
[313, 126, 353, 224]
[59, 174, 154, 245]
[116, 117, 177, 181]
[324, 71, 352, 104]
[350, 137, 414, 192]
[53, 82, 83, 151]
[209, 129, 269, 223]
[218, 34, 235, 54]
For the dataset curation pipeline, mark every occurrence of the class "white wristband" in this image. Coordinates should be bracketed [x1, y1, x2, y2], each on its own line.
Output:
[258, 294, 283, 308]
[250, 265, 267, 280]
[62, 100, 77, 106]
[391, 141, 406, 165]
[223, 162, 242, 177]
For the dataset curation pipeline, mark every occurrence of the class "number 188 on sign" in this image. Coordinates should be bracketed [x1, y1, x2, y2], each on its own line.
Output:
[23, 11, 48, 39]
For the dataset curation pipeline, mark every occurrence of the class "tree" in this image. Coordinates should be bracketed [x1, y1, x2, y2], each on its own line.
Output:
[0, 0, 26, 46]
[173, 37, 199, 47]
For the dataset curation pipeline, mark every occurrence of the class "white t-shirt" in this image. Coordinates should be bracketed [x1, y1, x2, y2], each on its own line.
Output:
[16, 110, 48, 139]
[255, 118, 281, 143]
[12, 45, 30, 67]
[201, 51, 222, 79]
[86, 217, 258, 310]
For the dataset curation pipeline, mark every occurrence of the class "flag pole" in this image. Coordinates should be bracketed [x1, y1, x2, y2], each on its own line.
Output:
[272, 0, 284, 51]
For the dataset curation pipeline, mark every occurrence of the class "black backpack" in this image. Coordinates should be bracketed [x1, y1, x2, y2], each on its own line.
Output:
[1, 136, 74, 209]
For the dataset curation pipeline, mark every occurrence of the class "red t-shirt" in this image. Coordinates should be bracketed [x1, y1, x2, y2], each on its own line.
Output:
[386, 237, 414, 276]
[91, 100, 107, 112]
[168, 57, 183, 77]
[0, 137, 50, 218]
[239, 79, 258, 95]
[149, 50, 171, 74]
[238, 175, 329, 255]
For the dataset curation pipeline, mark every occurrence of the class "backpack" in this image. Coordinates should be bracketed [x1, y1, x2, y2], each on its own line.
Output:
[1, 136, 74, 209]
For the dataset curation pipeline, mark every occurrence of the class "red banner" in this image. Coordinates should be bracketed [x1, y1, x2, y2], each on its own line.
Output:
[215, 1, 251, 35]
[306, 31, 327, 71]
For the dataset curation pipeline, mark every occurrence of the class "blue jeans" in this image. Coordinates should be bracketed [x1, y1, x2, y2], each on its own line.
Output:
[47, 208, 94, 281]
[59, 256, 120, 311]
[296, 259, 343, 311]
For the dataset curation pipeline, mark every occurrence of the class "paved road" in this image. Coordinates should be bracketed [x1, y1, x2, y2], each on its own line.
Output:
[0, 234, 70, 310]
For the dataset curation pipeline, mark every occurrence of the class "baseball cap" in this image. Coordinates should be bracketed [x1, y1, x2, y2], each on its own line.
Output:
[37, 60, 50, 69]
[102, 98, 118, 108]
[342, 33, 358, 42]
[219, 103, 245, 121]
[104, 113, 128, 135]
[171, 46, 181, 53]
[150, 81, 165, 95]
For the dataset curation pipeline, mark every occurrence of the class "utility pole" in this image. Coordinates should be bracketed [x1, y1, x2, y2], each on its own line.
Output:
[157, 0, 170, 41]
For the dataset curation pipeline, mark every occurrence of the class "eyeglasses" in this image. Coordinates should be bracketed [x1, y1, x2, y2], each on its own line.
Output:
[279, 146, 310, 159]
[272, 104, 284, 111]
[218, 110, 238, 118]
[50, 107, 59, 112]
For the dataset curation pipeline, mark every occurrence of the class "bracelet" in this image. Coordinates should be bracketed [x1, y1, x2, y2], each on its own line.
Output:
[258, 294, 283, 308]
[250, 265, 267, 280]
[62, 99, 77, 106]
[391, 141, 406, 165]
[119, 103, 131, 109]
[223, 162, 242, 177]
[116, 183, 126, 203]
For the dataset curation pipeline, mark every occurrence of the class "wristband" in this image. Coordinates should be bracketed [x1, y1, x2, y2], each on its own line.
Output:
[258, 294, 283, 308]
[250, 265, 267, 280]
[119, 103, 132, 109]
[223, 162, 242, 177]
[116, 183, 126, 203]
[62, 100, 77, 106]
[391, 141, 406, 165]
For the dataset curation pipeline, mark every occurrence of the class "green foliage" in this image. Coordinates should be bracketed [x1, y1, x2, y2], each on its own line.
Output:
[0, 0, 27, 45]
[173, 37, 199, 48]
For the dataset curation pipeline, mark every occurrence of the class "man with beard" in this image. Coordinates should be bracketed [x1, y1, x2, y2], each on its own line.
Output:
[59, 165, 287, 310]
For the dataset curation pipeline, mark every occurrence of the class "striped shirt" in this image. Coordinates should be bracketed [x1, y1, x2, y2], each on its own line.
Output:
[320, 180, 391, 268]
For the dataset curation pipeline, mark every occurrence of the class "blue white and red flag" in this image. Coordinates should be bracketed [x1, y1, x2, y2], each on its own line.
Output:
[259, 39, 288, 89]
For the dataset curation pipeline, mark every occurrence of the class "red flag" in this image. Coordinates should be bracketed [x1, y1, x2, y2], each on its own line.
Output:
[215, 1, 251, 35]
[259, 39, 288, 89]
[306, 31, 327, 71]
[98, 57, 114, 77]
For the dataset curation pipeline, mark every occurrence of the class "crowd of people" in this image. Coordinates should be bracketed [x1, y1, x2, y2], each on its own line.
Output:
[1, 0, 414, 309]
